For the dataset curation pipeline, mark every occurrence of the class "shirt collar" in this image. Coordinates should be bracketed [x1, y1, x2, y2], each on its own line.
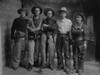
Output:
[59, 18, 67, 22]
[19, 16, 26, 19]
[46, 18, 52, 20]
[75, 22, 83, 28]
[33, 16, 39, 20]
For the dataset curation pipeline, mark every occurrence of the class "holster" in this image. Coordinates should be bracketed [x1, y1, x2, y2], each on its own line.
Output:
[28, 30, 42, 41]
[28, 31, 35, 40]
[57, 32, 69, 41]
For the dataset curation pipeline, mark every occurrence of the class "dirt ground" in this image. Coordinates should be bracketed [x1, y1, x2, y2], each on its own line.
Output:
[2, 61, 100, 75]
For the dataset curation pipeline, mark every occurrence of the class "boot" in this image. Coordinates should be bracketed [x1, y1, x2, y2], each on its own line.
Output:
[27, 64, 33, 71]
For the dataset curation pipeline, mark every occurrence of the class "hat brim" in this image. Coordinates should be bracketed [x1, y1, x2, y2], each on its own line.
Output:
[44, 8, 55, 16]
[17, 8, 28, 16]
[74, 13, 85, 22]
[58, 10, 67, 13]
[31, 6, 42, 14]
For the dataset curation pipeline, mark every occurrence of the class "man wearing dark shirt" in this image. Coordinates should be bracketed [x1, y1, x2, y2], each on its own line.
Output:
[41, 8, 57, 70]
[71, 13, 87, 75]
[11, 8, 28, 70]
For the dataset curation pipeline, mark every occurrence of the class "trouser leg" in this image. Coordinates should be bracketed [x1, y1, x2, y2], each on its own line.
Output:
[78, 44, 85, 71]
[48, 35, 55, 69]
[28, 40, 35, 65]
[73, 43, 78, 70]
[41, 33, 47, 66]
[34, 39, 41, 66]
[56, 35, 63, 68]
[64, 39, 70, 70]
[11, 38, 25, 68]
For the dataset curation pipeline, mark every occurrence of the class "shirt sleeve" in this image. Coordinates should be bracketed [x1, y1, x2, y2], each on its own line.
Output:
[11, 19, 17, 39]
[69, 24, 74, 39]
[27, 18, 34, 32]
[52, 20, 58, 34]
[83, 24, 88, 43]
[41, 19, 46, 30]
[54, 20, 58, 29]
[35, 19, 42, 31]
[69, 20, 72, 31]
[71, 25, 76, 33]
[50, 20, 58, 31]
[70, 20, 72, 26]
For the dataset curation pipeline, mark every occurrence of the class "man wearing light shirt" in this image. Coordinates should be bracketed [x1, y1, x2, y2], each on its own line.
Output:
[56, 7, 72, 74]
[27, 6, 42, 71]
[57, 18, 72, 34]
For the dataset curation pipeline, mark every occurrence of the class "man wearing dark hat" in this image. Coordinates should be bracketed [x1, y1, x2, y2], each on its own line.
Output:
[71, 13, 87, 75]
[27, 6, 42, 71]
[56, 7, 72, 74]
[11, 8, 28, 70]
[41, 8, 57, 70]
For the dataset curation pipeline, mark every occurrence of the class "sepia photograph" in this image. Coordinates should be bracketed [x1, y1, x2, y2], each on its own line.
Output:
[0, 0, 99, 75]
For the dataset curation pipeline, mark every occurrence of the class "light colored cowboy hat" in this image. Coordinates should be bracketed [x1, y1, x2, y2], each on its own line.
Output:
[58, 7, 68, 13]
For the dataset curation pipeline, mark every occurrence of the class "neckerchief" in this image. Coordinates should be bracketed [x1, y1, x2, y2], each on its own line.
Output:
[32, 16, 42, 28]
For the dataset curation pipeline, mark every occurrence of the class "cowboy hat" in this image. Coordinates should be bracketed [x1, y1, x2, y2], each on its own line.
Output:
[44, 8, 55, 16]
[58, 7, 68, 13]
[31, 6, 42, 14]
[74, 13, 85, 22]
[17, 8, 28, 16]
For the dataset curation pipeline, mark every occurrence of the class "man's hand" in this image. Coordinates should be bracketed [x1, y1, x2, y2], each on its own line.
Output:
[83, 43, 87, 50]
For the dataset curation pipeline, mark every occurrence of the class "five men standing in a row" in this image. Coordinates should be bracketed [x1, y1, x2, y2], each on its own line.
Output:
[10, 6, 87, 75]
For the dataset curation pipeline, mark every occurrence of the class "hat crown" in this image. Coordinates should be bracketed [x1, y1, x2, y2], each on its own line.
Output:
[60, 7, 67, 11]
[17, 8, 28, 16]
[35, 8, 40, 10]
[44, 8, 55, 16]
[31, 6, 42, 14]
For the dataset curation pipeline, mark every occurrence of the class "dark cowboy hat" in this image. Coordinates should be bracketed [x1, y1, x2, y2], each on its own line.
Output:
[31, 6, 42, 14]
[17, 8, 28, 16]
[58, 7, 68, 13]
[44, 8, 55, 16]
[74, 13, 85, 22]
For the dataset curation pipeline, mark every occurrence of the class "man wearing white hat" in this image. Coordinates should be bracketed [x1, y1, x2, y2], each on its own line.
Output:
[56, 7, 72, 74]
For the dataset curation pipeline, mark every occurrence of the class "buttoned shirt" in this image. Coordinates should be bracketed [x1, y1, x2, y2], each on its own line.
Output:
[71, 23, 87, 42]
[57, 18, 72, 34]
[27, 16, 42, 38]
[42, 18, 57, 33]
[27, 16, 42, 32]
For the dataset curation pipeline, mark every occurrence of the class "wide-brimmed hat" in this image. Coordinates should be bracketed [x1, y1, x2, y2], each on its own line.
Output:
[17, 8, 28, 16]
[74, 13, 85, 22]
[44, 8, 55, 16]
[58, 7, 68, 13]
[31, 6, 42, 14]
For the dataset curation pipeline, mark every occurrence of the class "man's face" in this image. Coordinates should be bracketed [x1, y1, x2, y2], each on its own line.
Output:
[59, 11, 67, 19]
[47, 11, 53, 18]
[20, 11, 26, 18]
[76, 15, 83, 23]
[34, 8, 40, 16]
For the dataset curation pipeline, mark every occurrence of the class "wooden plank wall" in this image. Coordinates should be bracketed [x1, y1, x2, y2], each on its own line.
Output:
[0, 0, 21, 66]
